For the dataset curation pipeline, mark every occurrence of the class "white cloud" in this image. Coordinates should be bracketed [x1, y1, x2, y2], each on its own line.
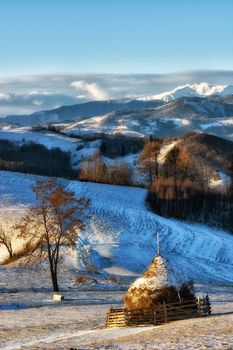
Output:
[0, 92, 78, 116]
[0, 71, 232, 115]
[0, 93, 10, 101]
[70, 80, 109, 100]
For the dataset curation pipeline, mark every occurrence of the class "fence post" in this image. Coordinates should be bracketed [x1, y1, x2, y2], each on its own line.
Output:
[153, 308, 157, 325]
[163, 301, 167, 323]
[125, 309, 128, 326]
[197, 296, 201, 315]
[205, 294, 211, 315]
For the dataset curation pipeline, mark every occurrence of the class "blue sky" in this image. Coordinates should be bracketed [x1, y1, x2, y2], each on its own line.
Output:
[0, 0, 233, 75]
[0, 1, 233, 115]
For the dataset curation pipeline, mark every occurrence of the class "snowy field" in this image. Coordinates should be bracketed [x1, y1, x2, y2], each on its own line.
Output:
[0, 170, 233, 349]
[0, 170, 233, 283]
[0, 127, 79, 151]
[0, 284, 233, 349]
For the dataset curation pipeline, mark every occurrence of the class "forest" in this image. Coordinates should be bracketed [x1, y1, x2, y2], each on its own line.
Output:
[0, 139, 73, 177]
[141, 138, 233, 233]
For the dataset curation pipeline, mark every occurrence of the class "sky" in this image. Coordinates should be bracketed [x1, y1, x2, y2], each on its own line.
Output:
[0, 0, 233, 115]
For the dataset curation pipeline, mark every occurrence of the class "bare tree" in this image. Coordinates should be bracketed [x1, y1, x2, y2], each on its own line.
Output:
[139, 141, 161, 184]
[79, 153, 132, 186]
[0, 226, 13, 258]
[16, 179, 90, 291]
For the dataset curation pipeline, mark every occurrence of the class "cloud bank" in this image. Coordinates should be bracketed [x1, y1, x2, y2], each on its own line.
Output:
[0, 70, 233, 116]
[70, 80, 109, 100]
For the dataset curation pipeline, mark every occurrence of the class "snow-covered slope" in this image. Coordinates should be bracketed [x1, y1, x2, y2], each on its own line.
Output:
[1, 85, 233, 140]
[157, 140, 180, 164]
[139, 82, 233, 102]
[63, 97, 233, 141]
[0, 127, 79, 151]
[0, 171, 233, 285]
[1, 99, 162, 127]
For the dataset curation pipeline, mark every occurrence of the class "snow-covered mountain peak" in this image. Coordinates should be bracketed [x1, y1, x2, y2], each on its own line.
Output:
[138, 82, 233, 102]
[192, 82, 227, 96]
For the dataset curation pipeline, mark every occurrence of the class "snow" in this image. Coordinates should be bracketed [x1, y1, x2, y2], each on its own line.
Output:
[65, 114, 146, 138]
[130, 255, 183, 290]
[200, 118, 233, 130]
[209, 171, 230, 189]
[0, 170, 233, 285]
[138, 82, 233, 102]
[74, 140, 101, 160]
[0, 127, 79, 151]
[66, 115, 108, 130]
[161, 117, 192, 127]
[65, 115, 108, 135]
[0, 285, 233, 349]
[113, 130, 144, 137]
[0, 170, 233, 348]
[157, 140, 180, 164]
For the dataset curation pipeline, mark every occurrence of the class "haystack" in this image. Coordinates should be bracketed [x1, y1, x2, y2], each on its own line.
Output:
[124, 254, 195, 310]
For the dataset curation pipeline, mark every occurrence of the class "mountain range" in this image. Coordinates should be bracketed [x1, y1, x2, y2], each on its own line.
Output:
[1, 82, 233, 140]
[138, 82, 233, 102]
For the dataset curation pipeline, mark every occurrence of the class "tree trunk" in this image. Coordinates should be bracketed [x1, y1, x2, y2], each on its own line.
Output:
[6, 245, 13, 258]
[51, 268, 59, 292]
[48, 254, 59, 292]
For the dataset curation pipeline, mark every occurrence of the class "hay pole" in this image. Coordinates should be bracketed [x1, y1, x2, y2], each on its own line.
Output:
[157, 230, 160, 256]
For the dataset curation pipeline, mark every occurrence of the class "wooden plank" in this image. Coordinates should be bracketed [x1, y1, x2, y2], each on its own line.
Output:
[166, 303, 197, 309]
[127, 313, 154, 318]
[166, 309, 197, 314]
[163, 302, 167, 323]
[166, 303, 197, 308]
[165, 299, 197, 306]
[109, 319, 126, 322]
[107, 313, 125, 317]
[166, 306, 197, 315]
[110, 308, 127, 312]
[107, 323, 126, 326]
[166, 308, 198, 314]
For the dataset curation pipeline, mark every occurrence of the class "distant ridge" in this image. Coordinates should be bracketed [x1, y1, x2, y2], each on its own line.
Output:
[138, 82, 233, 102]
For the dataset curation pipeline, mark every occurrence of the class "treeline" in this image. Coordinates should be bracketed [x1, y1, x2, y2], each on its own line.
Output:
[79, 152, 132, 186]
[100, 135, 144, 158]
[141, 140, 233, 233]
[147, 178, 233, 232]
[0, 140, 74, 178]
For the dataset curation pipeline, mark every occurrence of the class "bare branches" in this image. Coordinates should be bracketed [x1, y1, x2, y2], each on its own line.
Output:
[0, 225, 13, 258]
[16, 178, 90, 291]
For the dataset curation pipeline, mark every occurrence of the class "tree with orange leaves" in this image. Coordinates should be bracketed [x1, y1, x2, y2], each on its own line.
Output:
[139, 141, 161, 184]
[16, 179, 90, 291]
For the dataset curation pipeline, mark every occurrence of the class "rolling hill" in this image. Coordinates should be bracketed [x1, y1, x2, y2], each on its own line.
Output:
[0, 170, 233, 289]
[1, 82, 233, 141]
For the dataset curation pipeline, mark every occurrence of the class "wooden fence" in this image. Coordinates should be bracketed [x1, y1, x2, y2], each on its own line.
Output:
[106, 296, 211, 327]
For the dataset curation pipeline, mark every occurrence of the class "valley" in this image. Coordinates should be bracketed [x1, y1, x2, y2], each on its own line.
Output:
[0, 83, 233, 350]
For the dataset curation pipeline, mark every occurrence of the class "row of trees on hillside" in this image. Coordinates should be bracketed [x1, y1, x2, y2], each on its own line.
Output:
[140, 140, 233, 233]
[0, 140, 73, 178]
[147, 177, 233, 232]
[139, 140, 214, 188]
[79, 152, 132, 186]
